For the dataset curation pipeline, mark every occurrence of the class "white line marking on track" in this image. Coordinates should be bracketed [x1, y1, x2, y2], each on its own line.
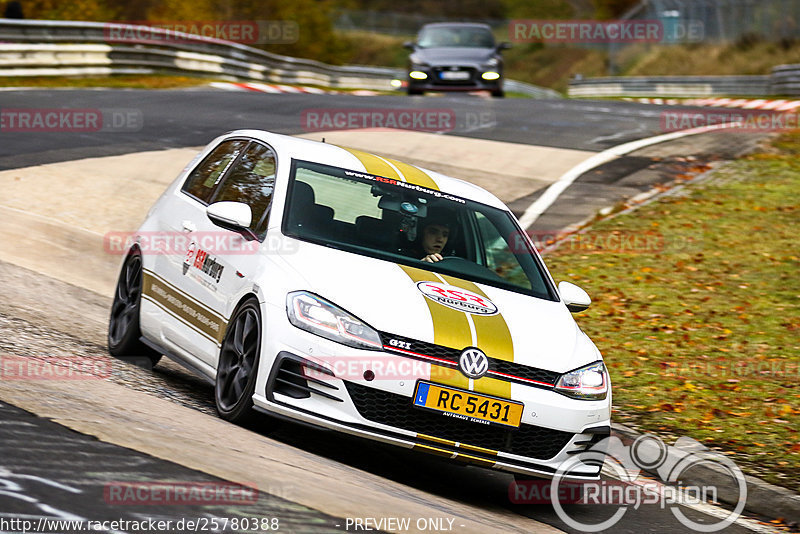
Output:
[517, 123, 744, 229]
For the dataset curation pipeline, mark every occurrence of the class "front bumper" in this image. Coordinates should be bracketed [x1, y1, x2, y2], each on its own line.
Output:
[408, 66, 502, 92]
[253, 327, 611, 479]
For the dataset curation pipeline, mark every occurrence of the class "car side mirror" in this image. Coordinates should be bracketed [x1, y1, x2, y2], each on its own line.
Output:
[558, 281, 591, 313]
[403, 41, 416, 50]
[206, 201, 257, 240]
[497, 42, 512, 51]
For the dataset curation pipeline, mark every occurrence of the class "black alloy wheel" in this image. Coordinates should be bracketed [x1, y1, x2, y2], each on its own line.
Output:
[215, 300, 262, 423]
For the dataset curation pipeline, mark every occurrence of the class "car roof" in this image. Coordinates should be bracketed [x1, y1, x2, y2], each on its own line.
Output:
[419, 22, 493, 30]
[226, 129, 507, 210]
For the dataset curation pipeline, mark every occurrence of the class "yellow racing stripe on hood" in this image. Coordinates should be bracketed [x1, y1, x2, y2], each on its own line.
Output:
[398, 265, 473, 351]
[437, 275, 514, 397]
[438, 275, 515, 363]
[398, 264, 470, 389]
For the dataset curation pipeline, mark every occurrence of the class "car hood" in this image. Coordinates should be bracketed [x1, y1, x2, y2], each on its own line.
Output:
[414, 47, 497, 67]
[279, 240, 599, 374]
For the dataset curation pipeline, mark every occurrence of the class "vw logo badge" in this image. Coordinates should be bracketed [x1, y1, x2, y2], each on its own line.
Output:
[459, 348, 489, 379]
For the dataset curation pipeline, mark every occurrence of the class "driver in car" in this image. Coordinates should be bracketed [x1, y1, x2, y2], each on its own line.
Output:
[406, 209, 456, 263]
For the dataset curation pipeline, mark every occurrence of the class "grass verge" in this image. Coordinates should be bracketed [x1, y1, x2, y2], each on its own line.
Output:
[543, 132, 800, 491]
[0, 75, 208, 89]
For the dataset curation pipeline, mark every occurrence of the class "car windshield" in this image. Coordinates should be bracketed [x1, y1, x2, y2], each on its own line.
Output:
[417, 26, 496, 48]
[282, 160, 557, 301]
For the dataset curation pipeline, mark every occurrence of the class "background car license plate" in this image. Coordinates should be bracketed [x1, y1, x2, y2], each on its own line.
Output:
[440, 71, 470, 80]
[413, 381, 523, 428]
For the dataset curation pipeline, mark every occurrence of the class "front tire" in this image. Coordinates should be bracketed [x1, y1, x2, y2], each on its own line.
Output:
[215, 299, 262, 423]
[108, 249, 162, 367]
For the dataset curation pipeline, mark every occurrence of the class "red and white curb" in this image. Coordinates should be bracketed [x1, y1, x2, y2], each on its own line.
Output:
[625, 97, 800, 111]
[208, 81, 381, 96]
[209, 82, 329, 94]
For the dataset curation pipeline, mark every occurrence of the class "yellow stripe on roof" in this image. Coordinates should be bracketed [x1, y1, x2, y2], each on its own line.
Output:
[385, 157, 439, 190]
[339, 146, 402, 181]
[339, 146, 440, 191]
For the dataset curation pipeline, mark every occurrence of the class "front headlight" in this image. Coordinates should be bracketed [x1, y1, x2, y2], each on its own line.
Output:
[286, 291, 382, 350]
[485, 57, 499, 67]
[554, 361, 608, 400]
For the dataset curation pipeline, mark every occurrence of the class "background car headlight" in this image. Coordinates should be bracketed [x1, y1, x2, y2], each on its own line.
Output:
[287, 291, 382, 350]
[554, 361, 608, 400]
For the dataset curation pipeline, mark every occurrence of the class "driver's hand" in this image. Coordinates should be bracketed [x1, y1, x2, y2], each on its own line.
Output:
[422, 253, 443, 263]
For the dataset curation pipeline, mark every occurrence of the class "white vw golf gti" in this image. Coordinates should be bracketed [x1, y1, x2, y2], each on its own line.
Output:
[108, 130, 611, 480]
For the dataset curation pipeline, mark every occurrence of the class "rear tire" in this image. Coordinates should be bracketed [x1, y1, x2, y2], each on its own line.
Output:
[215, 299, 262, 423]
[108, 249, 162, 368]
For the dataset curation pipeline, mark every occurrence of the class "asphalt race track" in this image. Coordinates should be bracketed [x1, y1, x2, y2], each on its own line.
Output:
[0, 88, 772, 534]
[0, 89, 671, 170]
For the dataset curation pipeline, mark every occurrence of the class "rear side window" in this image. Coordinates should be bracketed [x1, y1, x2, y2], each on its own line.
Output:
[213, 142, 277, 235]
[181, 139, 249, 204]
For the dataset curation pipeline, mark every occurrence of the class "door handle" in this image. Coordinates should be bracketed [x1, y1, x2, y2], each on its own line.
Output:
[182, 220, 196, 233]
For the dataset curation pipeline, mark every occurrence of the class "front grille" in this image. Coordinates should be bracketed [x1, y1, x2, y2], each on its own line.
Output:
[380, 332, 561, 387]
[345, 382, 574, 460]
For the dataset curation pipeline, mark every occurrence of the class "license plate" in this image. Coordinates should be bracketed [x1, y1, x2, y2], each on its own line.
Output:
[440, 71, 470, 80]
[413, 381, 523, 428]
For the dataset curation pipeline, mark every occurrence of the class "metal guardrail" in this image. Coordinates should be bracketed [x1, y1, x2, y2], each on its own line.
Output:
[568, 75, 772, 98]
[770, 64, 800, 96]
[0, 20, 402, 90]
[0, 19, 561, 98]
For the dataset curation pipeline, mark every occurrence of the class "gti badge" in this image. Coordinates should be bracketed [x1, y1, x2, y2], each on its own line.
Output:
[459, 348, 489, 379]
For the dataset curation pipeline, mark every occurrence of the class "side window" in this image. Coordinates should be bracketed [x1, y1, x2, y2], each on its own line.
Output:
[181, 139, 249, 204]
[475, 212, 532, 290]
[213, 142, 277, 235]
